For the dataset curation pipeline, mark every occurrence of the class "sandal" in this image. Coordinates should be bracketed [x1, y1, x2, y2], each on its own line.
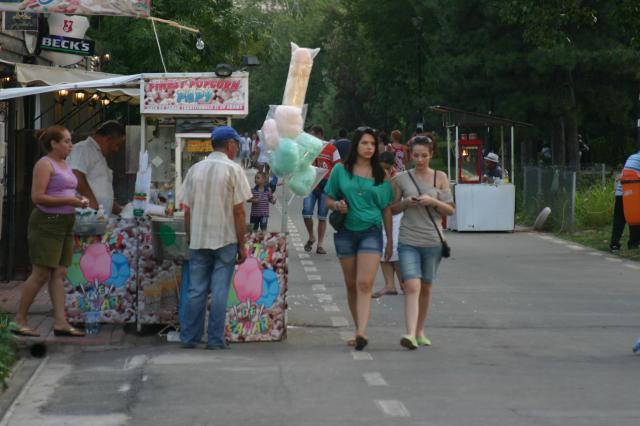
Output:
[11, 324, 40, 337]
[372, 289, 398, 299]
[346, 338, 356, 347]
[316, 246, 327, 255]
[53, 327, 85, 337]
[355, 335, 368, 351]
[304, 240, 315, 252]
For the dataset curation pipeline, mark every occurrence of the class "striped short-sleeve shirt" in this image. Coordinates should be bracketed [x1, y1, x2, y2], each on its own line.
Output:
[179, 152, 252, 250]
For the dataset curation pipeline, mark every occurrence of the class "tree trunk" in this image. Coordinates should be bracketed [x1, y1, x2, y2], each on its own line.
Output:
[552, 118, 565, 166]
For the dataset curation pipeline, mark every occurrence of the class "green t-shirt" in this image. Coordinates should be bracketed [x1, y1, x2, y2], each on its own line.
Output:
[324, 163, 394, 231]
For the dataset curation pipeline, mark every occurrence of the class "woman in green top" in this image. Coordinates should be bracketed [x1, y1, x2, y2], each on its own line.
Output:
[325, 126, 394, 350]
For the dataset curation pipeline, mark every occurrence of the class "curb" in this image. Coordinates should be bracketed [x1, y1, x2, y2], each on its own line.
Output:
[0, 356, 46, 424]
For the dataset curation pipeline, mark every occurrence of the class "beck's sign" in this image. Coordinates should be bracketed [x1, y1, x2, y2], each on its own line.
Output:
[39, 34, 94, 56]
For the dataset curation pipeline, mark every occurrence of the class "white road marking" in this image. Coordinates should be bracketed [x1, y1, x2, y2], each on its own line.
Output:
[124, 355, 148, 370]
[605, 257, 623, 263]
[331, 316, 349, 327]
[295, 247, 304, 252]
[538, 235, 552, 240]
[142, 375, 149, 382]
[293, 243, 303, 247]
[300, 260, 314, 265]
[118, 383, 131, 393]
[315, 293, 333, 302]
[322, 304, 340, 312]
[352, 352, 373, 360]
[297, 253, 310, 259]
[625, 264, 640, 270]
[375, 400, 410, 417]
[567, 245, 584, 250]
[589, 252, 604, 256]
[307, 274, 322, 280]
[363, 372, 388, 386]
[304, 266, 318, 272]
[312, 284, 327, 291]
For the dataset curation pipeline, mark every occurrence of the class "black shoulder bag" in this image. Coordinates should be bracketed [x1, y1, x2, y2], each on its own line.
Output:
[329, 191, 346, 231]
[407, 171, 451, 258]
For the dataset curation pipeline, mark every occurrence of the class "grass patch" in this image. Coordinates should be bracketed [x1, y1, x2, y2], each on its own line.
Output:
[560, 226, 640, 261]
[0, 313, 17, 389]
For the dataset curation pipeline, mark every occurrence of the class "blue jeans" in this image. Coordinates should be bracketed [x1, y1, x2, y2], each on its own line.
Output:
[333, 225, 383, 258]
[302, 188, 329, 220]
[398, 243, 442, 283]
[180, 244, 237, 347]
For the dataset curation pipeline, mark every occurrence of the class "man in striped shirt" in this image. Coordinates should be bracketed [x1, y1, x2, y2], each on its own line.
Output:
[179, 126, 252, 349]
[610, 149, 640, 252]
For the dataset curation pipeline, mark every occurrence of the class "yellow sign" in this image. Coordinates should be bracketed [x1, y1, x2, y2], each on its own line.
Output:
[186, 139, 213, 153]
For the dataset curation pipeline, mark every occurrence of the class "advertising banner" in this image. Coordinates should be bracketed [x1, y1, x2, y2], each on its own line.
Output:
[0, 0, 151, 17]
[141, 74, 249, 116]
[2, 11, 38, 31]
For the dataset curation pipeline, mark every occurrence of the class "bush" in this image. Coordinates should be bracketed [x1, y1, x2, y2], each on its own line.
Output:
[0, 314, 17, 389]
[575, 181, 614, 228]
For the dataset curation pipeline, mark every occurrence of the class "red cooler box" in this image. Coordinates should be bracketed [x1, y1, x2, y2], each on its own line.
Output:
[621, 168, 640, 225]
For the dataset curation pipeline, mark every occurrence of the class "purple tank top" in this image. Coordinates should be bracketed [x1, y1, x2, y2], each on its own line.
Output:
[37, 157, 78, 214]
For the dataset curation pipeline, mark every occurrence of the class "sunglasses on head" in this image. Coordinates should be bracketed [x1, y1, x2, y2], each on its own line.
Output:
[356, 126, 376, 133]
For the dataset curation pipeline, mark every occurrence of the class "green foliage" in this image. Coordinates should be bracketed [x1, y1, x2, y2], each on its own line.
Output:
[0, 314, 17, 389]
[575, 180, 614, 228]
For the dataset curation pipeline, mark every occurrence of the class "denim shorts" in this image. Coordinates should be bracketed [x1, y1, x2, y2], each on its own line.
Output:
[398, 243, 442, 283]
[333, 226, 383, 259]
[302, 189, 329, 220]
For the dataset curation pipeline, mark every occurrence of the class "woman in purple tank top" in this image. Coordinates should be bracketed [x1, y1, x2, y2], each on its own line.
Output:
[12, 126, 89, 338]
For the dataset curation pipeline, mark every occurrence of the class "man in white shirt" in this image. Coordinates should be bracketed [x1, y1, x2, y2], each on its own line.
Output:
[179, 125, 252, 349]
[67, 121, 125, 216]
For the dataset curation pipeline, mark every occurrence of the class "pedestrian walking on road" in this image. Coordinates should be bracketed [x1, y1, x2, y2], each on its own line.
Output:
[302, 125, 341, 255]
[372, 151, 403, 298]
[179, 126, 252, 349]
[325, 126, 394, 350]
[13, 126, 90, 338]
[391, 136, 455, 350]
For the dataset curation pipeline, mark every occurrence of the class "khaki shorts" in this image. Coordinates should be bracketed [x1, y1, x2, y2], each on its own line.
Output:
[28, 208, 75, 268]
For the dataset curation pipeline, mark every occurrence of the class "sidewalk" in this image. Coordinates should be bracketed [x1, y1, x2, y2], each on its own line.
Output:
[0, 281, 126, 347]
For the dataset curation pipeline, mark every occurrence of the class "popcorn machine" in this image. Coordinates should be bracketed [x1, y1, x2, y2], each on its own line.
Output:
[458, 134, 483, 184]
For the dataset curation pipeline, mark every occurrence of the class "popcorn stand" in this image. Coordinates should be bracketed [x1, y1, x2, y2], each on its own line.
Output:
[429, 106, 532, 232]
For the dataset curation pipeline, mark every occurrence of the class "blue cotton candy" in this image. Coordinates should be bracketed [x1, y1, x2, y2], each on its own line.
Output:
[271, 138, 300, 177]
[289, 165, 317, 196]
[295, 132, 323, 168]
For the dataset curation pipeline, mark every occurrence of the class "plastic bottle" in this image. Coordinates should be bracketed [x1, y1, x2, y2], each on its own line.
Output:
[633, 337, 640, 354]
[503, 169, 510, 184]
[97, 204, 106, 222]
[166, 190, 175, 217]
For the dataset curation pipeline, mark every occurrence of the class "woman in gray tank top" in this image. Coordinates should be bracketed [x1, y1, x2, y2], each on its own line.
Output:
[390, 136, 455, 350]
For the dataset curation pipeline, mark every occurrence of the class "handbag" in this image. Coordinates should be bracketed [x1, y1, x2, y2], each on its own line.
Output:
[329, 191, 346, 231]
[407, 171, 451, 258]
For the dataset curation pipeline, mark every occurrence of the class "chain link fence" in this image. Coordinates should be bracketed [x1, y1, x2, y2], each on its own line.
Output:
[520, 164, 611, 232]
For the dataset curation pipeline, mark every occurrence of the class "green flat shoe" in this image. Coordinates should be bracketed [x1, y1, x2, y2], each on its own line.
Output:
[416, 335, 431, 346]
[400, 335, 418, 350]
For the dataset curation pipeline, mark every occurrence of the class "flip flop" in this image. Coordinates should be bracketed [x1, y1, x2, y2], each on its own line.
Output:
[53, 327, 85, 337]
[304, 240, 315, 252]
[346, 338, 356, 347]
[11, 325, 40, 337]
[316, 246, 327, 255]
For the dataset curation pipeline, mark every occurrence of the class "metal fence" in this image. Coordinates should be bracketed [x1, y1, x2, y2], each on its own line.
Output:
[520, 164, 610, 232]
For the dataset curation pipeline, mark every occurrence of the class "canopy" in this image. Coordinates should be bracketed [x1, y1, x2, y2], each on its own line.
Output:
[0, 64, 142, 102]
[430, 105, 533, 128]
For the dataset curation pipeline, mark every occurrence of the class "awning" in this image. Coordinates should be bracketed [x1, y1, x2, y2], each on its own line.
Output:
[429, 105, 533, 128]
[0, 72, 142, 102]
[16, 63, 119, 87]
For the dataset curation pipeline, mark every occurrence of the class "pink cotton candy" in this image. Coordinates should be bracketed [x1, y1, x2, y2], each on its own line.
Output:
[233, 256, 263, 304]
[80, 243, 112, 283]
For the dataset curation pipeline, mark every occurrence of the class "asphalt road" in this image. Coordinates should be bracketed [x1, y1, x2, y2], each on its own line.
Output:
[2, 191, 640, 426]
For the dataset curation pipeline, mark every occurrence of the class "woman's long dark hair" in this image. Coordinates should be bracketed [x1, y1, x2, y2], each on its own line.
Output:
[343, 126, 386, 185]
